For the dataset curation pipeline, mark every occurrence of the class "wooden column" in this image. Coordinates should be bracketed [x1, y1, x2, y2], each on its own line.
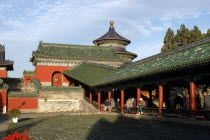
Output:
[190, 81, 196, 117]
[158, 85, 164, 116]
[120, 89, 125, 113]
[108, 91, 112, 100]
[136, 87, 141, 106]
[84, 91, 86, 97]
[89, 92, 92, 104]
[97, 92, 101, 110]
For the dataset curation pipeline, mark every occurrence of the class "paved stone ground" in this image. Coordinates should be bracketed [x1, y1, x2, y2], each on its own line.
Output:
[1, 111, 210, 140]
[0, 114, 10, 139]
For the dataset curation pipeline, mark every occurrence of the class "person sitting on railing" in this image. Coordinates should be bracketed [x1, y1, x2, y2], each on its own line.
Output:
[110, 98, 115, 111]
[137, 98, 146, 115]
[115, 98, 120, 108]
[103, 99, 111, 112]
[126, 98, 131, 113]
[204, 92, 210, 110]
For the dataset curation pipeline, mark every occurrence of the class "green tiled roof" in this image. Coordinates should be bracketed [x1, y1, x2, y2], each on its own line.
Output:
[95, 42, 210, 86]
[63, 37, 210, 87]
[23, 70, 35, 75]
[63, 63, 117, 87]
[32, 42, 125, 61]
[8, 91, 38, 97]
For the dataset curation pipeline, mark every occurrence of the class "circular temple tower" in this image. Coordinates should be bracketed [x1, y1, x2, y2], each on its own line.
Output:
[93, 20, 137, 61]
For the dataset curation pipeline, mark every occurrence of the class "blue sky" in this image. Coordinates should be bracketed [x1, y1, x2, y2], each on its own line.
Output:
[1, 0, 210, 77]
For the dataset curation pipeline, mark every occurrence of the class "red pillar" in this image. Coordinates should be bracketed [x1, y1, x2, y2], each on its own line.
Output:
[158, 85, 164, 116]
[89, 92, 92, 104]
[84, 91, 86, 97]
[98, 92, 101, 110]
[108, 91, 112, 100]
[190, 81, 196, 117]
[0, 90, 7, 114]
[136, 87, 141, 106]
[120, 89, 125, 113]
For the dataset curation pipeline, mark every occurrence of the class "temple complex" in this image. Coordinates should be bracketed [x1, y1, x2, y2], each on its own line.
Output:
[30, 21, 137, 86]
[1, 21, 210, 120]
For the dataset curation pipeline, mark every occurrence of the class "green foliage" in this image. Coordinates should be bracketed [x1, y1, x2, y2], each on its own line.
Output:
[183, 88, 188, 96]
[162, 24, 209, 52]
[189, 26, 202, 43]
[204, 29, 210, 38]
[196, 85, 206, 95]
[175, 24, 190, 45]
[0, 78, 9, 90]
[161, 28, 177, 52]
[9, 109, 21, 118]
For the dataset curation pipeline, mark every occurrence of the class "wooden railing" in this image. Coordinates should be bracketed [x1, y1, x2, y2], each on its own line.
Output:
[162, 109, 190, 118]
[83, 97, 210, 121]
[193, 110, 210, 120]
[111, 107, 158, 115]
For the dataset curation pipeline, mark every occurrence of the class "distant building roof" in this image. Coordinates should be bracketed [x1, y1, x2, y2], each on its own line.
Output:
[31, 41, 126, 61]
[93, 21, 131, 46]
[0, 44, 14, 70]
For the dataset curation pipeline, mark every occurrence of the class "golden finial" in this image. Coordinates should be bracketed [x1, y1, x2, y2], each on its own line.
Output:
[110, 20, 114, 27]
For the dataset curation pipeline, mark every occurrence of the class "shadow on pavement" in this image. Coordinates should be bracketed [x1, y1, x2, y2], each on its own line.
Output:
[86, 114, 210, 140]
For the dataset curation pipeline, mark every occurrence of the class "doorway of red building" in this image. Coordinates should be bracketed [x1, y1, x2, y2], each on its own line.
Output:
[52, 72, 62, 86]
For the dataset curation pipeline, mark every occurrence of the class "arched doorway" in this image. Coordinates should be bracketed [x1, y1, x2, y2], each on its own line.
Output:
[52, 72, 62, 86]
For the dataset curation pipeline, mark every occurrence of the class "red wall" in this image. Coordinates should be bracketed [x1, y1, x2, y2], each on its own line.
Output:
[23, 75, 35, 84]
[8, 98, 38, 110]
[35, 66, 71, 83]
[0, 70, 7, 78]
[0, 90, 7, 107]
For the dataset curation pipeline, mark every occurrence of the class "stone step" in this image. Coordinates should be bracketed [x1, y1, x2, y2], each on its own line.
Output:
[79, 100, 98, 111]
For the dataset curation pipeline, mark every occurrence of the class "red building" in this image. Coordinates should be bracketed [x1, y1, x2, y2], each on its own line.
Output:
[30, 21, 137, 87]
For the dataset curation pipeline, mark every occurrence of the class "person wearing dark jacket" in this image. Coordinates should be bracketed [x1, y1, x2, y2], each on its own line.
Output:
[115, 98, 120, 107]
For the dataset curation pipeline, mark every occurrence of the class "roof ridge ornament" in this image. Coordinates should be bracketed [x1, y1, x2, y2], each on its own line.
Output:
[110, 20, 114, 27]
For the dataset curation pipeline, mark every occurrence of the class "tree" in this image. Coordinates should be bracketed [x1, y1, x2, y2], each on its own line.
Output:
[161, 28, 177, 52]
[175, 24, 190, 46]
[203, 29, 210, 38]
[189, 26, 202, 43]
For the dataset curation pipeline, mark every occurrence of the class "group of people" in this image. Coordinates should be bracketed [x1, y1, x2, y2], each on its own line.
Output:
[103, 98, 119, 112]
[103, 97, 146, 115]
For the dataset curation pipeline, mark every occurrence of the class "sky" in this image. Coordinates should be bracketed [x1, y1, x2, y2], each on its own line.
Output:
[0, 0, 210, 78]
